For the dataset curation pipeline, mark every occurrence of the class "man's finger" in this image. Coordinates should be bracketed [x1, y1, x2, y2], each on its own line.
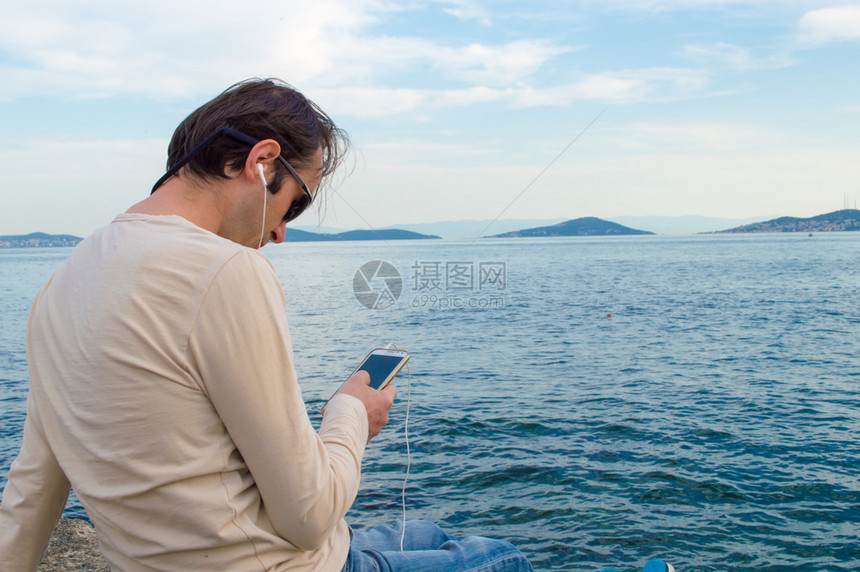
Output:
[351, 370, 371, 385]
[380, 384, 397, 403]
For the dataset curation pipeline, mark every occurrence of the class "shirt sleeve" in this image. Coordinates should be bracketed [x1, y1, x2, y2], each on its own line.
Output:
[186, 250, 368, 551]
[0, 395, 71, 571]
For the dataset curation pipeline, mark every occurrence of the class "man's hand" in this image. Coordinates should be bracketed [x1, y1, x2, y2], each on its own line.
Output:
[331, 371, 396, 442]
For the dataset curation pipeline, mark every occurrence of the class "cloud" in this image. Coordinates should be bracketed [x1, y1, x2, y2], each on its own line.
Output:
[312, 35, 573, 88]
[0, 0, 575, 110]
[1, 0, 766, 119]
[510, 67, 711, 106]
[434, 0, 492, 25]
[680, 42, 794, 70]
[12, 1, 700, 117]
[797, 6, 860, 45]
[0, 0, 385, 99]
[313, 87, 429, 117]
[598, 121, 778, 153]
[430, 40, 573, 86]
[312, 67, 712, 117]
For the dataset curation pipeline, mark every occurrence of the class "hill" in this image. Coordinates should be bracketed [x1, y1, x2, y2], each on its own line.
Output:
[283, 228, 440, 242]
[716, 209, 860, 233]
[488, 217, 653, 238]
[0, 232, 83, 248]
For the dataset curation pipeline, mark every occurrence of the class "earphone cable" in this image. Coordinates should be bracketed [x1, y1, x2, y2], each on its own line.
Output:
[400, 361, 411, 551]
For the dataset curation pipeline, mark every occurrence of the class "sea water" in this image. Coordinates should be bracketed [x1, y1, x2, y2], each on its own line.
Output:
[1, 233, 858, 571]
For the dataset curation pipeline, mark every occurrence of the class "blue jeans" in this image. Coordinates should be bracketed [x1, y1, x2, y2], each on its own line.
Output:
[342, 520, 534, 572]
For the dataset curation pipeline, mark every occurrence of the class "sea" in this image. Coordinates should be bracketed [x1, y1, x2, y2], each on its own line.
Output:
[1, 232, 858, 571]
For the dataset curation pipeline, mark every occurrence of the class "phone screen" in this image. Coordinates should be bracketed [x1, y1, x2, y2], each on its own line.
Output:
[359, 354, 407, 389]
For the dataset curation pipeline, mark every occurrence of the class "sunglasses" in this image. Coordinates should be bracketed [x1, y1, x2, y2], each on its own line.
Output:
[151, 127, 315, 223]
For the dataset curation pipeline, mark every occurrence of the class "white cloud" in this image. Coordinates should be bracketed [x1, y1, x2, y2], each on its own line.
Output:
[1, 0, 782, 118]
[434, 0, 492, 25]
[797, 6, 860, 45]
[308, 35, 572, 89]
[0, 0, 385, 99]
[314, 67, 712, 117]
[511, 67, 711, 106]
[431, 41, 573, 86]
[597, 121, 777, 153]
[313, 87, 429, 117]
[680, 42, 794, 70]
[585, 0, 818, 11]
[0, 0, 576, 113]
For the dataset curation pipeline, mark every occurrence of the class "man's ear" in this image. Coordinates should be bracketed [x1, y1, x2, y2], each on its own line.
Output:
[244, 139, 281, 183]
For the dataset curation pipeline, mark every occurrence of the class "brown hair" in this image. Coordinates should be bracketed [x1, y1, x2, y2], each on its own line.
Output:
[166, 78, 349, 194]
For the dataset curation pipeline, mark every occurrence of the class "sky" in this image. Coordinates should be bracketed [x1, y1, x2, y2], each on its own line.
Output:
[1, 0, 859, 236]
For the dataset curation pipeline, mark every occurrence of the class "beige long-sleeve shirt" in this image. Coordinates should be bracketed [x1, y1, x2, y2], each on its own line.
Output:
[0, 213, 367, 571]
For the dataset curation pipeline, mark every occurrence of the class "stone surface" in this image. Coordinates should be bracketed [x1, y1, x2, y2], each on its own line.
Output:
[38, 518, 109, 571]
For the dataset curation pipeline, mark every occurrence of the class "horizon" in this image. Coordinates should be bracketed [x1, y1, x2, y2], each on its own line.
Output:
[1, 2, 859, 236]
[5, 208, 859, 240]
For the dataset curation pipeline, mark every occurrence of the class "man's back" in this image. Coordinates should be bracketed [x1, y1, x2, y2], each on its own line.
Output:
[3, 213, 364, 571]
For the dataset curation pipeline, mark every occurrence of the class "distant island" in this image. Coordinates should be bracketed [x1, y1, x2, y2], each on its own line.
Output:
[0, 228, 439, 248]
[488, 217, 653, 238]
[715, 209, 860, 233]
[0, 232, 83, 248]
[282, 228, 440, 242]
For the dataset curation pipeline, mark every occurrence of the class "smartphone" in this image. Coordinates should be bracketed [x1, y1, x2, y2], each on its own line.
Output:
[351, 348, 410, 390]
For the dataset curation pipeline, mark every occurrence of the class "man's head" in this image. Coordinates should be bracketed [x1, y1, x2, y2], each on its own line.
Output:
[164, 78, 348, 200]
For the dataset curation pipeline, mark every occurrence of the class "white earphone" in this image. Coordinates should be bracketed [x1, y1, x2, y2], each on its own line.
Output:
[256, 163, 268, 249]
[257, 163, 267, 189]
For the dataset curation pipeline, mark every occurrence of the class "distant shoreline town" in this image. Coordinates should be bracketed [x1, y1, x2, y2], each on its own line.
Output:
[2, 209, 858, 248]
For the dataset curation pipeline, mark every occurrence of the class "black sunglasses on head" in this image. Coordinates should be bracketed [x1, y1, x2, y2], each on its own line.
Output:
[151, 127, 315, 223]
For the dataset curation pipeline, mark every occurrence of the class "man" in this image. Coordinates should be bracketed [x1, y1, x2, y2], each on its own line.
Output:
[0, 78, 533, 571]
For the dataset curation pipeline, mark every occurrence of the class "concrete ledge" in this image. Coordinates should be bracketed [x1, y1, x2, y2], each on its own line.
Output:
[39, 518, 109, 571]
